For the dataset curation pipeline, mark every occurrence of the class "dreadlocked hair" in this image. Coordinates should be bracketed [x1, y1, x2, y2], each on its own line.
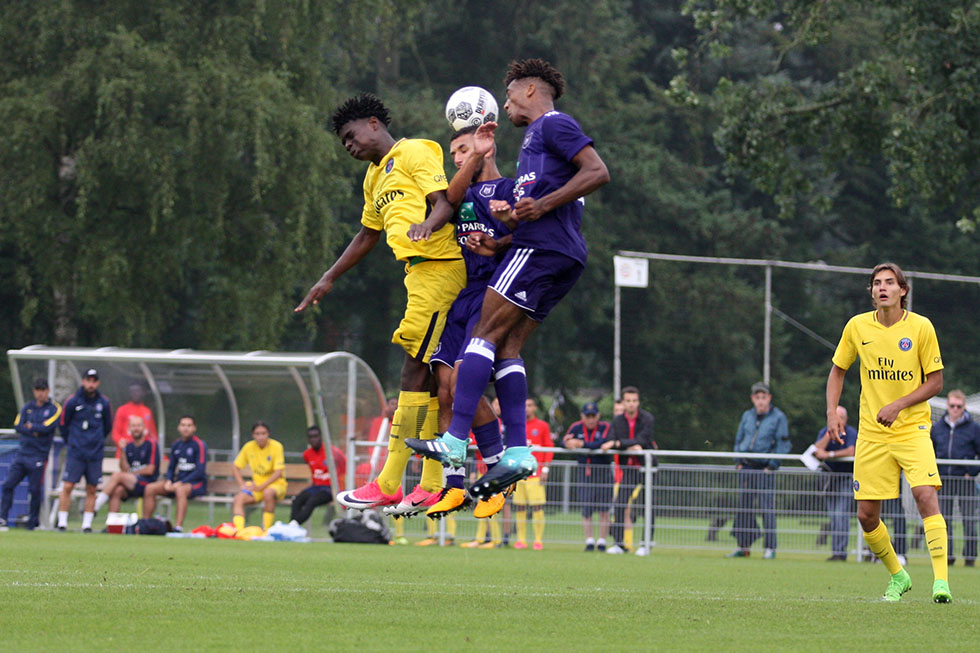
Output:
[504, 58, 565, 99]
[331, 93, 391, 135]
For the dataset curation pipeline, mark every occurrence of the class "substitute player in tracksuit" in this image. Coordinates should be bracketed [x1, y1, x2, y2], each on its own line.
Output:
[57, 369, 112, 532]
[1, 378, 61, 529]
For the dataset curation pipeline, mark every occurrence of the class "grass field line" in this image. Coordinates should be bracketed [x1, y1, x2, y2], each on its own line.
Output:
[10, 577, 972, 605]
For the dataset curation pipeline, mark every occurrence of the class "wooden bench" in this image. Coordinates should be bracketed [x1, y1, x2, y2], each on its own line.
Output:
[188, 461, 314, 524]
[50, 457, 315, 526]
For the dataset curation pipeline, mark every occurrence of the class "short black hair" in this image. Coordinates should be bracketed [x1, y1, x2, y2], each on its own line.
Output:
[307, 425, 321, 435]
[504, 58, 565, 99]
[178, 414, 195, 424]
[331, 93, 392, 135]
[251, 420, 271, 434]
[450, 125, 479, 142]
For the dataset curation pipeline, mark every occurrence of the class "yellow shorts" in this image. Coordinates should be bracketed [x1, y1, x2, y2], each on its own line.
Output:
[393, 258, 465, 363]
[853, 436, 941, 500]
[244, 480, 287, 502]
[513, 477, 546, 506]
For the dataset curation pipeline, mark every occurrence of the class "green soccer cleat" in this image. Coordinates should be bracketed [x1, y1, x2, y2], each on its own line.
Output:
[932, 579, 952, 603]
[881, 569, 912, 602]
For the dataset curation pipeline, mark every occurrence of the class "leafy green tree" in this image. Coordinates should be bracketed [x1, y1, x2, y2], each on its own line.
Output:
[671, 0, 980, 227]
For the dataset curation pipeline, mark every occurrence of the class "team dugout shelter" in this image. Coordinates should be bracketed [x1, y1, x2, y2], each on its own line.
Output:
[5, 346, 386, 524]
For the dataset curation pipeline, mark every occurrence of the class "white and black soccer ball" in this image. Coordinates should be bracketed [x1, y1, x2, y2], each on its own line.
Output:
[445, 86, 498, 132]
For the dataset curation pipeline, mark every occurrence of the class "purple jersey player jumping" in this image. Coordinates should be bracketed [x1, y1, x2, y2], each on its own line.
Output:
[412, 58, 610, 499]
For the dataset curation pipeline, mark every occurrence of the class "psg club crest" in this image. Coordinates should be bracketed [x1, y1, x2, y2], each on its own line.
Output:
[385, 158, 395, 174]
[898, 337, 912, 351]
[852, 480, 860, 492]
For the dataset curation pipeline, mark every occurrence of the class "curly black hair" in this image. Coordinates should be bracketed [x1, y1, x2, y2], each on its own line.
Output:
[504, 58, 565, 99]
[331, 93, 392, 135]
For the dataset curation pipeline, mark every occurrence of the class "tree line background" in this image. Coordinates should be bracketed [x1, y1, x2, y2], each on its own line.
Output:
[3, 0, 979, 450]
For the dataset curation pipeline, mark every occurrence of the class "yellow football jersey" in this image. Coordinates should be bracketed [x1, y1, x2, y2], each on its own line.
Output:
[360, 138, 460, 262]
[234, 438, 286, 486]
[832, 310, 943, 442]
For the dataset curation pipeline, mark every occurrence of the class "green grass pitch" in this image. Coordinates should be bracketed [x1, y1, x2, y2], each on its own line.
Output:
[1, 529, 977, 651]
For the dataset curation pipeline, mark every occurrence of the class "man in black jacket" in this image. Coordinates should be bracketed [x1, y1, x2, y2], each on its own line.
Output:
[930, 390, 980, 566]
[602, 386, 656, 555]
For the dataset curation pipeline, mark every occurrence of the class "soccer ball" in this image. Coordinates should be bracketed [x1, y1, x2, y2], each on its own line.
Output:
[445, 86, 498, 132]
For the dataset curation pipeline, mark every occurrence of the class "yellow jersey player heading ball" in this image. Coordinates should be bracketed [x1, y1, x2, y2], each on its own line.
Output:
[825, 262, 951, 603]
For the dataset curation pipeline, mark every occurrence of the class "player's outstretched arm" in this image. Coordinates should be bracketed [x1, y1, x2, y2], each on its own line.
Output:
[408, 190, 454, 242]
[446, 146, 490, 208]
[295, 227, 381, 312]
[825, 365, 847, 443]
[513, 145, 610, 222]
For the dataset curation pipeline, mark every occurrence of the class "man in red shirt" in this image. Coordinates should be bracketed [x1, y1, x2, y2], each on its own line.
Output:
[602, 386, 657, 555]
[111, 384, 158, 452]
[513, 398, 553, 550]
[290, 425, 347, 526]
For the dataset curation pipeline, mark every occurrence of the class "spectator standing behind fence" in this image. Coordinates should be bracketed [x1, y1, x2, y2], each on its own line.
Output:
[930, 389, 980, 568]
[291, 425, 347, 527]
[1, 379, 61, 530]
[602, 386, 657, 555]
[512, 398, 553, 550]
[57, 369, 112, 533]
[142, 416, 208, 532]
[814, 405, 857, 561]
[93, 416, 160, 517]
[563, 402, 613, 552]
[232, 421, 287, 533]
[110, 384, 158, 453]
[728, 381, 790, 559]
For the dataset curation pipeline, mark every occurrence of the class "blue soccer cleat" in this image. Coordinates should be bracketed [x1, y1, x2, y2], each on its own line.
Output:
[405, 432, 469, 467]
[469, 446, 537, 500]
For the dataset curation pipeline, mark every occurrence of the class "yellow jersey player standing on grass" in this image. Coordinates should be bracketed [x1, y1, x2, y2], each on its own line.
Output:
[825, 262, 951, 603]
[296, 94, 466, 515]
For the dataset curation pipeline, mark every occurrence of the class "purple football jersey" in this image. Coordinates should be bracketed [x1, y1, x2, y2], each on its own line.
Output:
[512, 111, 594, 263]
[456, 177, 515, 284]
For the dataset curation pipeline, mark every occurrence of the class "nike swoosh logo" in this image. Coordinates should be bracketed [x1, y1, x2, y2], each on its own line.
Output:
[411, 499, 428, 507]
[862, 340, 873, 345]
[928, 472, 937, 477]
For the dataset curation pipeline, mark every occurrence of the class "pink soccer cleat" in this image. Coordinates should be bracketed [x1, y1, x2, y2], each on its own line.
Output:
[337, 480, 403, 510]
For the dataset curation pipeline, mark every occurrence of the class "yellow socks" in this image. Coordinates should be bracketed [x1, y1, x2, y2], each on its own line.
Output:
[863, 520, 903, 574]
[233, 514, 245, 531]
[923, 513, 949, 582]
[263, 511, 275, 531]
[515, 509, 528, 545]
[474, 519, 488, 543]
[418, 396, 444, 492]
[532, 508, 545, 544]
[377, 391, 428, 495]
[624, 527, 634, 551]
[489, 518, 501, 544]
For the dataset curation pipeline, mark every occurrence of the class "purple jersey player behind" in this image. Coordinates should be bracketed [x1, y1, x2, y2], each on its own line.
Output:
[413, 58, 610, 499]
[406, 126, 515, 519]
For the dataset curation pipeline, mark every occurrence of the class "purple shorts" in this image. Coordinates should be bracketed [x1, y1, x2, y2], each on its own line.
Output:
[129, 478, 150, 498]
[488, 248, 584, 322]
[431, 284, 487, 368]
[63, 456, 102, 486]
